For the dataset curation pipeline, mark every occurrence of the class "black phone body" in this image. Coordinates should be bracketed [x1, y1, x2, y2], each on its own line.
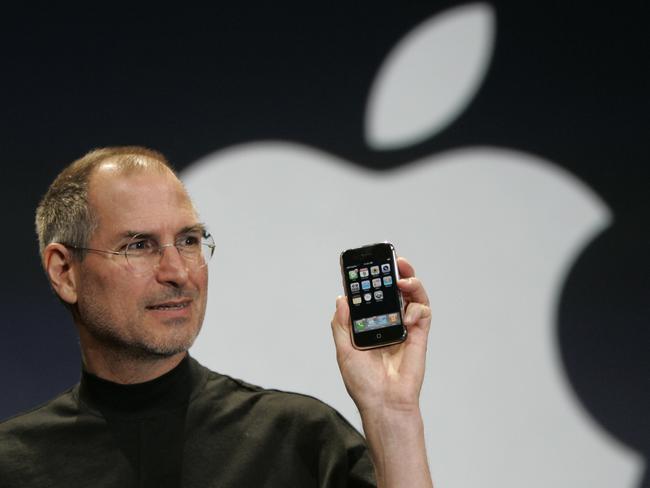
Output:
[340, 242, 407, 349]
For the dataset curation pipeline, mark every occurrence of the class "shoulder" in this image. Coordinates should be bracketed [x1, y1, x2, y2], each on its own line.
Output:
[192, 361, 363, 439]
[0, 386, 79, 436]
[0, 386, 81, 472]
[187, 361, 376, 486]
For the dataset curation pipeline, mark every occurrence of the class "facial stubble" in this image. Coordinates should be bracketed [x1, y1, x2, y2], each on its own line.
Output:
[76, 286, 205, 361]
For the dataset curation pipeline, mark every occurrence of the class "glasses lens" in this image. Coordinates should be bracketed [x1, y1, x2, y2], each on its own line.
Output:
[125, 232, 215, 275]
[124, 235, 156, 276]
[175, 230, 215, 268]
[200, 232, 216, 267]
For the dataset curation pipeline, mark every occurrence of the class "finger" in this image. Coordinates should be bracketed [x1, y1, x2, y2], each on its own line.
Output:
[400, 303, 432, 379]
[397, 256, 416, 279]
[398, 276, 430, 307]
[403, 301, 432, 330]
[331, 296, 354, 355]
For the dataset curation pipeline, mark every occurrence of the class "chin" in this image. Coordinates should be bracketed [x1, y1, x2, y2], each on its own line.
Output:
[144, 329, 200, 357]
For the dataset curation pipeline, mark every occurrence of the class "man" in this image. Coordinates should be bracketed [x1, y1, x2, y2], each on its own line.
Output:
[0, 147, 433, 487]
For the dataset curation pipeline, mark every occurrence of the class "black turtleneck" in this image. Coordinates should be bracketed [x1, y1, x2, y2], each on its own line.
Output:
[79, 355, 192, 415]
[78, 356, 193, 488]
[0, 355, 376, 487]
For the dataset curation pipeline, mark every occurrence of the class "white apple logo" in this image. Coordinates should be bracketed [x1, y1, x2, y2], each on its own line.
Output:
[183, 3, 641, 487]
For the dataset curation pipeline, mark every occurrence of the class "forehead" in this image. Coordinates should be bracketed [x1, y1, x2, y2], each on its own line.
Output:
[87, 163, 198, 237]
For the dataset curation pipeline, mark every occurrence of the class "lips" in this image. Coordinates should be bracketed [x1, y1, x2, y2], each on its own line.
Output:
[146, 299, 192, 311]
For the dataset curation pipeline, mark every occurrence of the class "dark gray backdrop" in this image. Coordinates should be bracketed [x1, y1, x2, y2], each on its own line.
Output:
[1, 1, 648, 485]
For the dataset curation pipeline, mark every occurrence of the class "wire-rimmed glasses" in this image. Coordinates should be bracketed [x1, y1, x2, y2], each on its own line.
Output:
[63, 227, 216, 276]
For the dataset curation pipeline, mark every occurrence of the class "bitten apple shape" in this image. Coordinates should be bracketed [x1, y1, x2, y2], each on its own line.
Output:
[182, 3, 640, 487]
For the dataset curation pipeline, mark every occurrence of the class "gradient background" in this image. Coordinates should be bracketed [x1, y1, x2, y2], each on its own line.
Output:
[1, 1, 648, 486]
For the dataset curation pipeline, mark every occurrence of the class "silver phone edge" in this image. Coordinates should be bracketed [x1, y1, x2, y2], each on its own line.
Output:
[340, 241, 408, 350]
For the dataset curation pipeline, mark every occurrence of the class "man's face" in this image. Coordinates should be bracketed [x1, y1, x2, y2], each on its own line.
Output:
[72, 164, 208, 359]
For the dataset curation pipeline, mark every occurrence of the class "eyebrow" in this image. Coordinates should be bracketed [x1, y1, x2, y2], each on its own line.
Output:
[120, 223, 208, 240]
[179, 223, 208, 236]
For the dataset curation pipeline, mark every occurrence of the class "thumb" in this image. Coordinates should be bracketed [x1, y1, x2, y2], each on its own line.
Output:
[331, 296, 353, 355]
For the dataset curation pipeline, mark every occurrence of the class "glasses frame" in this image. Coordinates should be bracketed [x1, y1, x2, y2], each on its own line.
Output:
[62, 229, 216, 275]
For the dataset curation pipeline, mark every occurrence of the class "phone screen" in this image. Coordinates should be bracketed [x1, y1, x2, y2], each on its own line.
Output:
[341, 242, 407, 349]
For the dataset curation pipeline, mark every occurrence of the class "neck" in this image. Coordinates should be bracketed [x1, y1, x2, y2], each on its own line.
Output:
[80, 345, 187, 384]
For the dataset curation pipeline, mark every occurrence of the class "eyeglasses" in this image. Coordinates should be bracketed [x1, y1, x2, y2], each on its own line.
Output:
[64, 228, 216, 276]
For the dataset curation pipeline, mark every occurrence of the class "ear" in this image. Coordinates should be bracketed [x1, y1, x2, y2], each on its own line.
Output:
[43, 243, 79, 304]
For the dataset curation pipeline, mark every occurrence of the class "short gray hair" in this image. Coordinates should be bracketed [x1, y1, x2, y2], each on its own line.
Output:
[35, 146, 175, 261]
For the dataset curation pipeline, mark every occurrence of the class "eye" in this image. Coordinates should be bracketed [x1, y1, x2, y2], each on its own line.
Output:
[125, 237, 156, 254]
[177, 233, 201, 248]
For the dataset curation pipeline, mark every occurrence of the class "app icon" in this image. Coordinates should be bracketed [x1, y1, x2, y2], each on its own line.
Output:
[352, 295, 362, 305]
[368, 314, 389, 327]
[350, 282, 360, 293]
[383, 276, 393, 286]
[364, 293, 372, 302]
[354, 319, 366, 331]
[381, 263, 391, 273]
[370, 265, 380, 276]
[374, 290, 384, 300]
[360, 268, 369, 278]
[372, 278, 382, 288]
[388, 313, 399, 324]
[348, 269, 359, 280]
[361, 280, 371, 290]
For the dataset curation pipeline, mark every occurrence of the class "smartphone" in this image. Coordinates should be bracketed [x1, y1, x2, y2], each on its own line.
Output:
[340, 242, 407, 349]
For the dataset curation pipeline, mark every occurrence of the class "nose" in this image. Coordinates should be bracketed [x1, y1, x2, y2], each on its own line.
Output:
[154, 245, 189, 287]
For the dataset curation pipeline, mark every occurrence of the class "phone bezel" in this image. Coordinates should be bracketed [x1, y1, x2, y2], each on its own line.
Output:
[340, 242, 407, 350]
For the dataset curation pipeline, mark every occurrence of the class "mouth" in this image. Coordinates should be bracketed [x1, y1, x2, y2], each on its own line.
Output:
[146, 300, 192, 311]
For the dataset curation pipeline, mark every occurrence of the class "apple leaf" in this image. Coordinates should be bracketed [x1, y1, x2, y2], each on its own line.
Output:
[365, 2, 496, 150]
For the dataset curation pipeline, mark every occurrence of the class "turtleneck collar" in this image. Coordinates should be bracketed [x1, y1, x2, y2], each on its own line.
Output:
[78, 354, 196, 418]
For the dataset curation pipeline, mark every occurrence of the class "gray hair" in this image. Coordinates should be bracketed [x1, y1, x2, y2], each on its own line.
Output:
[35, 146, 176, 261]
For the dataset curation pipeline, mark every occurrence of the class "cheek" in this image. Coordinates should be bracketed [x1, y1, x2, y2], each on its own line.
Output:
[191, 269, 209, 311]
[113, 278, 149, 312]
[201, 270, 209, 292]
[192, 267, 209, 291]
[82, 268, 144, 310]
